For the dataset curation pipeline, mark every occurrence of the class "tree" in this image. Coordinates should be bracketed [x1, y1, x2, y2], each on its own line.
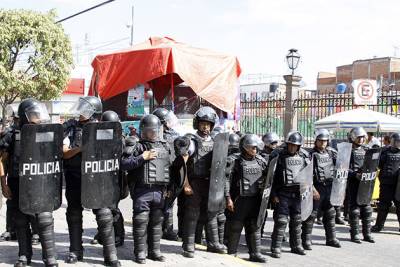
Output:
[0, 9, 73, 125]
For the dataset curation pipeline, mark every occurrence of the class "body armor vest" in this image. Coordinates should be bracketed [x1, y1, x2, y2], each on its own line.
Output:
[137, 142, 171, 185]
[380, 148, 400, 184]
[239, 158, 263, 197]
[352, 146, 366, 172]
[314, 151, 334, 183]
[189, 138, 214, 179]
[283, 154, 304, 186]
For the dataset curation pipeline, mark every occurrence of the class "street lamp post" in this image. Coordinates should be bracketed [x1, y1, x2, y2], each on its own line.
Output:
[283, 49, 302, 137]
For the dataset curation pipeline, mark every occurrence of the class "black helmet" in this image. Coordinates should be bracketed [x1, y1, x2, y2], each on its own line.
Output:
[101, 110, 120, 122]
[285, 131, 303, 146]
[83, 96, 102, 115]
[229, 133, 240, 147]
[349, 127, 367, 143]
[71, 96, 102, 120]
[152, 108, 169, 124]
[139, 114, 163, 141]
[18, 98, 49, 126]
[193, 106, 218, 130]
[315, 129, 330, 141]
[390, 132, 400, 149]
[262, 132, 279, 146]
[239, 134, 262, 153]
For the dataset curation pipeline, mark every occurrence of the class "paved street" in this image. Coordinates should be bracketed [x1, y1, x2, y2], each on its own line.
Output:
[1, 196, 400, 266]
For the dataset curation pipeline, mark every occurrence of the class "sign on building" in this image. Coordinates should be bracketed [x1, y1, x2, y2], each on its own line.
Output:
[352, 79, 378, 105]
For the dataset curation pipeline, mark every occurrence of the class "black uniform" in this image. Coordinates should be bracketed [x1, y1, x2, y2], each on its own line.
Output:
[348, 145, 374, 243]
[270, 147, 309, 258]
[301, 147, 341, 250]
[127, 138, 172, 263]
[63, 119, 119, 265]
[182, 133, 225, 256]
[372, 146, 400, 231]
[225, 152, 267, 262]
[2, 99, 58, 267]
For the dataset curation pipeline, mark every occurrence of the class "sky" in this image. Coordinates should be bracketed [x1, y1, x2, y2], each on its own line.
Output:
[2, 0, 400, 88]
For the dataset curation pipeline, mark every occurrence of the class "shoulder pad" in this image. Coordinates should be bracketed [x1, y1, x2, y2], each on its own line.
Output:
[299, 148, 310, 157]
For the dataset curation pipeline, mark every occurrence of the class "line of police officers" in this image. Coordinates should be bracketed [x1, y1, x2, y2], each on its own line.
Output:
[1, 97, 400, 266]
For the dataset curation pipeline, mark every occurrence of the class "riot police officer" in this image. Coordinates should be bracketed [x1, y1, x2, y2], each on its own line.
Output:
[301, 129, 341, 250]
[372, 132, 400, 232]
[127, 114, 173, 264]
[91, 111, 126, 247]
[347, 127, 375, 243]
[270, 131, 310, 258]
[63, 97, 121, 266]
[180, 106, 226, 258]
[260, 132, 279, 162]
[152, 108, 180, 241]
[260, 132, 280, 237]
[1, 105, 19, 242]
[225, 134, 267, 263]
[0, 99, 58, 267]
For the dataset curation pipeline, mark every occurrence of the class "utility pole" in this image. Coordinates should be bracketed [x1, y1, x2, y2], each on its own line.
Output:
[130, 5, 134, 46]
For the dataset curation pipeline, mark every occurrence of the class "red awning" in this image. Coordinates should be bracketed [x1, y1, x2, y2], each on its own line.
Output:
[89, 37, 241, 112]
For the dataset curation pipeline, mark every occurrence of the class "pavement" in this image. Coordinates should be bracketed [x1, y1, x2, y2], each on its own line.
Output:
[1, 195, 400, 266]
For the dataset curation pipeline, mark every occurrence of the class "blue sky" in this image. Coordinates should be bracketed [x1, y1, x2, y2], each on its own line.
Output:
[2, 0, 400, 88]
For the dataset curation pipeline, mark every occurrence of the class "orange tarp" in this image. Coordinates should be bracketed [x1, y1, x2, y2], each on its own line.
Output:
[89, 37, 241, 113]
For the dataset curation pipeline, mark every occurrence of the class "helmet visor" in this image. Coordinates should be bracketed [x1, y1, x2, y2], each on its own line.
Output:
[25, 103, 50, 124]
[140, 125, 163, 141]
[164, 111, 179, 129]
[70, 98, 95, 120]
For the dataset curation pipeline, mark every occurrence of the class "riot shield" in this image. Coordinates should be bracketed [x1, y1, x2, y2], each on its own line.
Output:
[208, 132, 230, 213]
[330, 142, 352, 206]
[81, 121, 122, 209]
[19, 124, 63, 214]
[395, 172, 400, 202]
[357, 148, 380, 206]
[295, 161, 314, 221]
[256, 156, 278, 228]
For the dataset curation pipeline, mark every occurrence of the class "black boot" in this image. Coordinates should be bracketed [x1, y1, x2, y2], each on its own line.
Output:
[371, 207, 388, 233]
[289, 214, 306, 256]
[15, 210, 32, 266]
[162, 210, 178, 241]
[323, 208, 341, 248]
[133, 211, 149, 264]
[148, 209, 166, 262]
[270, 214, 288, 258]
[112, 208, 125, 247]
[14, 255, 31, 267]
[247, 220, 266, 263]
[335, 206, 345, 225]
[206, 214, 226, 254]
[182, 208, 199, 258]
[37, 212, 58, 266]
[65, 209, 83, 263]
[361, 206, 374, 243]
[95, 208, 120, 266]
[301, 212, 316, 250]
[349, 208, 361, 244]
[226, 220, 243, 255]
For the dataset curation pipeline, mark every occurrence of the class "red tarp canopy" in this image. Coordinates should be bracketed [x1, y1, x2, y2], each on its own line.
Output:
[89, 36, 241, 113]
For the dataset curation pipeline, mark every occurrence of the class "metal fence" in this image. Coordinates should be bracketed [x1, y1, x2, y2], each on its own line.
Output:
[240, 89, 400, 147]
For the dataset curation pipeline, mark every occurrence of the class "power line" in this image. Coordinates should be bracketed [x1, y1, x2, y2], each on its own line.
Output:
[56, 0, 116, 23]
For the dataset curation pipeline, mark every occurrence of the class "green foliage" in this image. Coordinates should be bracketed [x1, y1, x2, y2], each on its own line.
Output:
[0, 9, 73, 109]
